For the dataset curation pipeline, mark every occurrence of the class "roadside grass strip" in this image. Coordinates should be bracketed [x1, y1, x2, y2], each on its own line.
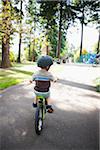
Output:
[0, 69, 33, 90]
[94, 77, 100, 92]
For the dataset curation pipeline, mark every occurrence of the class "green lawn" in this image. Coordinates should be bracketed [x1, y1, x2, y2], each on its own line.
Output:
[0, 63, 34, 90]
[94, 77, 100, 92]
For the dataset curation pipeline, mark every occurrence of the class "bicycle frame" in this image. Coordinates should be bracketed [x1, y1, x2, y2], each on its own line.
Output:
[37, 96, 46, 119]
[35, 96, 47, 135]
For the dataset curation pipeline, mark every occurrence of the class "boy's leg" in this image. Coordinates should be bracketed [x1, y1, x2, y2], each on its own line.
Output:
[32, 96, 37, 107]
[46, 97, 54, 113]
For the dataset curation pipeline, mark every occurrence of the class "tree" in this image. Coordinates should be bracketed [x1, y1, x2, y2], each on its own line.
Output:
[25, 0, 39, 61]
[39, 1, 58, 55]
[48, 27, 58, 57]
[56, 0, 77, 58]
[39, 0, 77, 58]
[89, 0, 100, 54]
[1, 0, 11, 68]
[15, 0, 23, 63]
[96, 27, 100, 54]
[72, 0, 100, 57]
[56, 1, 63, 58]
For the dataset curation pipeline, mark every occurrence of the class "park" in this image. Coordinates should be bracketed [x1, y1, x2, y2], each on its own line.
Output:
[0, 0, 100, 150]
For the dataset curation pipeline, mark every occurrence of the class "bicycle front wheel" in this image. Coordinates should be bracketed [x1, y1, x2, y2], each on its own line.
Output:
[35, 107, 43, 135]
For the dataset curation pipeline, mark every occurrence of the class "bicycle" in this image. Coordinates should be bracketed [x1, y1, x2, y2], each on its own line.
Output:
[34, 95, 47, 135]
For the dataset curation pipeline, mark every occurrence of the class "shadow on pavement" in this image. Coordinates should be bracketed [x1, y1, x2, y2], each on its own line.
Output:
[57, 79, 96, 92]
[0, 103, 99, 150]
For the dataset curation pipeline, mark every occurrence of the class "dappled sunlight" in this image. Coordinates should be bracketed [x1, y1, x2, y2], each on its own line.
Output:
[54, 65, 100, 86]
[0, 76, 3, 79]
[55, 99, 96, 113]
[10, 94, 22, 101]
[23, 91, 34, 99]
[14, 65, 37, 72]
[51, 81, 100, 113]
[6, 70, 26, 77]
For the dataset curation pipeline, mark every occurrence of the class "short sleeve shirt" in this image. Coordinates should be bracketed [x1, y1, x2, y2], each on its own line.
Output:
[32, 69, 54, 92]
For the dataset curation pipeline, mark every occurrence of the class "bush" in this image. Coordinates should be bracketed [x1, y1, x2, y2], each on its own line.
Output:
[10, 51, 15, 62]
[94, 77, 100, 92]
[0, 51, 1, 64]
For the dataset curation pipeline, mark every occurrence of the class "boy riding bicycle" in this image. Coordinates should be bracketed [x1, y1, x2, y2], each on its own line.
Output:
[30, 55, 56, 113]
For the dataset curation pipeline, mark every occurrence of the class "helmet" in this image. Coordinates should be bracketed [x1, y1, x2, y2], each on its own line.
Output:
[37, 55, 53, 68]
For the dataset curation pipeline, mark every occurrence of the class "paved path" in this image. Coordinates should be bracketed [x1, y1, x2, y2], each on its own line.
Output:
[0, 64, 100, 150]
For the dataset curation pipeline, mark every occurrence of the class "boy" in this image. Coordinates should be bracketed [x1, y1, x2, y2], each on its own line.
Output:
[30, 55, 55, 113]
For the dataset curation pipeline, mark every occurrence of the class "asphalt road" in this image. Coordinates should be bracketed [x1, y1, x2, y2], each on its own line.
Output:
[0, 64, 100, 150]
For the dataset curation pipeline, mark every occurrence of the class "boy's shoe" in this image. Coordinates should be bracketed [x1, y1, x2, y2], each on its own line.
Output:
[46, 105, 54, 113]
[47, 107, 54, 113]
[32, 103, 37, 108]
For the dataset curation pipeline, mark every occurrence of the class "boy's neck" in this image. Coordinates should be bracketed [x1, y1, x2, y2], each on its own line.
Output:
[41, 67, 50, 71]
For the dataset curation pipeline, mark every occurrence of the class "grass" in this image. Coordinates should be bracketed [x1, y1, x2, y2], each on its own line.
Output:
[94, 77, 100, 92]
[0, 65, 33, 90]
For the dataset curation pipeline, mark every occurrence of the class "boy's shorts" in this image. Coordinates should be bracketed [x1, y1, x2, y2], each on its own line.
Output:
[34, 90, 50, 98]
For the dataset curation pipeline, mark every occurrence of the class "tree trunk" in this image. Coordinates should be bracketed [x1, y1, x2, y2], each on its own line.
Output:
[80, 8, 84, 58]
[28, 42, 31, 61]
[17, 0, 22, 63]
[32, 33, 36, 62]
[56, 2, 62, 59]
[17, 32, 22, 63]
[46, 44, 49, 55]
[1, 0, 11, 68]
[80, 21, 84, 57]
[32, 37, 35, 61]
[97, 29, 100, 54]
[1, 37, 11, 68]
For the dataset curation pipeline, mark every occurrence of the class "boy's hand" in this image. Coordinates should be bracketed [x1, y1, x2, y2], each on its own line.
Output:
[29, 80, 33, 84]
[54, 77, 59, 82]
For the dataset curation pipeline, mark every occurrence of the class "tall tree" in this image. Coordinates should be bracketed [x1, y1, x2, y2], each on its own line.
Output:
[39, 1, 58, 55]
[16, 0, 23, 63]
[72, 0, 100, 57]
[56, 0, 77, 58]
[39, 0, 78, 58]
[25, 0, 39, 61]
[1, 0, 11, 68]
[96, 27, 100, 54]
[56, 2, 63, 58]
[89, 0, 100, 54]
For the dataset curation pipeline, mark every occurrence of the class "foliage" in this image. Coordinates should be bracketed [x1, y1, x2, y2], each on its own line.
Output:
[88, 0, 100, 24]
[94, 77, 100, 92]
[82, 49, 88, 55]
[0, 64, 33, 90]
[9, 50, 15, 62]
[24, 39, 39, 61]
[72, 0, 100, 57]
[48, 28, 58, 57]
[74, 48, 88, 62]
[92, 42, 99, 53]
[24, 0, 40, 61]
[74, 49, 80, 62]
[0, 0, 100, 66]
[38, 1, 77, 58]
[94, 77, 100, 86]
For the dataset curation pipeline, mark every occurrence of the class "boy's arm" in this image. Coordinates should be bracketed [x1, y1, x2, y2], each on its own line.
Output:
[49, 73, 58, 82]
[29, 74, 36, 83]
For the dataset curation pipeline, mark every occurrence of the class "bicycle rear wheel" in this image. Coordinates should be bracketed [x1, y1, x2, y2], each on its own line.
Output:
[35, 107, 43, 135]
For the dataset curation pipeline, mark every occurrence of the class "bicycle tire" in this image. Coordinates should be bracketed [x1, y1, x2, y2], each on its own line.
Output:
[35, 107, 43, 135]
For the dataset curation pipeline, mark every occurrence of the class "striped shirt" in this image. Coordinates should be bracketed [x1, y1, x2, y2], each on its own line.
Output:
[32, 69, 54, 92]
